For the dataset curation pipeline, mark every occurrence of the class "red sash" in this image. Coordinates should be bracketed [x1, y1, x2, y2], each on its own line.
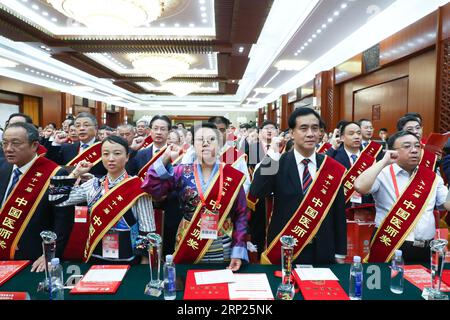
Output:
[67, 142, 102, 167]
[365, 166, 438, 262]
[419, 149, 437, 170]
[173, 164, 245, 264]
[261, 156, 346, 265]
[342, 142, 382, 203]
[37, 144, 47, 157]
[139, 136, 154, 150]
[137, 146, 168, 180]
[0, 157, 60, 259]
[83, 176, 147, 262]
[317, 142, 332, 154]
[220, 146, 247, 166]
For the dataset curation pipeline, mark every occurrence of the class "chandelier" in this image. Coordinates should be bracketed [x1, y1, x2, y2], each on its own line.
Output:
[47, 0, 165, 29]
[163, 82, 201, 97]
[131, 54, 191, 82]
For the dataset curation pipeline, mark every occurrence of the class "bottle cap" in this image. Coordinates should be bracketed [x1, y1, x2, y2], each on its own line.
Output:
[353, 256, 361, 263]
[51, 258, 60, 266]
[166, 255, 173, 263]
[395, 250, 402, 257]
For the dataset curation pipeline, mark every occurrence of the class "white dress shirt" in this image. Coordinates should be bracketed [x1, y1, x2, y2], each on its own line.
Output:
[293, 148, 317, 189]
[78, 137, 96, 154]
[370, 163, 448, 241]
[2, 155, 38, 206]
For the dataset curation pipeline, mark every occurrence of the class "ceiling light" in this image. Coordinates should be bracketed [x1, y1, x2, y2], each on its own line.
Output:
[334, 11, 340, 16]
[189, 23, 195, 27]
[274, 59, 309, 71]
[246, 98, 261, 102]
[202, 19, 207, 23]
[341, 3, 348, 9]
[312, 34, 317, 38]
[0, 58, 19, 68]
[130, 54, 191, 82]
[32, 4, 39, 10]
[42, 11, 49, 16]
[322, 24, 327, 28]
[160, 23, 165, 27]
[238, 46, 245, 53]
[200, 6, 206, 11]
[73, 85, 95, 92]
[254, 87, 274, 94]
[163, 82, 201, 97]
[51, 17, 58, 22]
[328, 18, 333, 22]
[317, 29, 321, 33]
[47, 0, 166, 29]
[174, 23, 180, 27]
[201, 13, 207, 17]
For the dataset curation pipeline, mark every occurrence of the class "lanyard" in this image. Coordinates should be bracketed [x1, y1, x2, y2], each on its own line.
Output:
[389, 165, 400, 199]
[193, 162, 224, 209]
[104, 172, 129, 193]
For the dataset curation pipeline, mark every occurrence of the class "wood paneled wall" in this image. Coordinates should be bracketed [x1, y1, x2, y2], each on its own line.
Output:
[22, 95, 40, 126]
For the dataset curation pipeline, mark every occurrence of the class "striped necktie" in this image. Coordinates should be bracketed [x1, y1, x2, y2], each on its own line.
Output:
[301, 159, 312, 194]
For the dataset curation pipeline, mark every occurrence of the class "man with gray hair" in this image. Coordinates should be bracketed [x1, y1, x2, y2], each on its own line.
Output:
[136, 119, 150, 138]
[118, 124, 135, 147]
[46, 112, 107, 177]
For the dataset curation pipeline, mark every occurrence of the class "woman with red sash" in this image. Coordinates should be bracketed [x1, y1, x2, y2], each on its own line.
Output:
[49, 136, 155, 264]
[142, 122, 248, 271]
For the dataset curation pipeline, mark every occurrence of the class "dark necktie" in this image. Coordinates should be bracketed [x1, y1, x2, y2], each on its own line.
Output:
[351, 154, 358, 164]
[5, 168, 22, 200]
[301, 159, 312, 194]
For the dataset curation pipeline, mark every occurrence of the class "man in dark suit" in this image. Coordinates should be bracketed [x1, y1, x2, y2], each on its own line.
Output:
[0, 123, 73, 271]
[45, 112, 106, 177]
[126, 115, 171, 176]
[326, 121, 375, 207]
[250, 108, 347, 264]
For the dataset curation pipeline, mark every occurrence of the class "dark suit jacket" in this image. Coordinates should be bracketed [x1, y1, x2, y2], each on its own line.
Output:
[0, 159, 74, 260]
[126, 145, 156, 176]
[443, 154, 450, 183]
[250, 151, 347, 264]
[326, 147, 375, 206]
[246, 142, 266, 168]
[45, 141, 107, 177]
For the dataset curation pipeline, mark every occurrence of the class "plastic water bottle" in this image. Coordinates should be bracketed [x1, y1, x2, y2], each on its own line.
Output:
[390, 250, 404, 294]
[163, 255, 176, 300]
[49, 258, 64, 300]
[349, 256, 363, 300]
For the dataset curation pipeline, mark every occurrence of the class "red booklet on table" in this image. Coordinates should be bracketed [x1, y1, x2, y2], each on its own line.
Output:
[183, 270, 229, 300]
[0, 261, 30, 286]
[292, 270, 349, 300]
[70, 265, 130, 294]
[404, 265, 450, 292]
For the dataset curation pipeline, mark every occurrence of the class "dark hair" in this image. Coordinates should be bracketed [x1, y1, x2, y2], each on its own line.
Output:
[288, 107, 321, 129]
[319, 120, 327, 130]
[286, 139, 295, 152]
[48, 123, 57, 130]
[261, 120, 278, 130]
[335, 120, 347, 132]
[76, 112, 98, 127]
[66, 114, 75, 120]
[190, 122, 221, 143]
[396, 116, 422, 131]
[99, 125, 113, 131]
[150, 115, 171, 129]
[379, 128, 388, 132]
[8, 113, 33, 124]
[340, 121, 361, 136]
[176, 122, 186, 129]
[208, 116, 231, 128]
[404, 112, 423, 122]
[240, 123, 251, 130]
[102, 135, 129, 155]
[5, 122, 39, 144]
[358, 119, 372, 126]
[387, 131, 419, 150]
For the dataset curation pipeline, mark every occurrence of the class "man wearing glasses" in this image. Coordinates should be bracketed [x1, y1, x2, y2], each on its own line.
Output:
[354, 131, 450, 263]
[46, 112, 106, 177]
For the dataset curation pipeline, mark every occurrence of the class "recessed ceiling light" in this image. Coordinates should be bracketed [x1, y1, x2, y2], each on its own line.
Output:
[334, 11, 340, 16]
[42, 11, 48, 16]
[308, 38, 312, 42]
[32, 4, 39, 10]
[201, 13, 207, 18]
[294, 53, 298, 56]
[312, 34, 317, 38]
[189, 23, 195, 27]
[301, 46, 305, 50]
[51, 17, 58, 22]
[317, 29, 322, 33]
[238, 46, 244, 53]
[174, 23, 180, 27]
[200, 6, 206, 11]
[341, 3, 348, 9]
[199, 0, 205, 3]
[322, 24, 327, 28]
[328, 18, 333, 23]
[160, 23, 165, 27]
[304, 43, 308, 47]
[40, 45, 46, 49]
[202, 19, 207, 23]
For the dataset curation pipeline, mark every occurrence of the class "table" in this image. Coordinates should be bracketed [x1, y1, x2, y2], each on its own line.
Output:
[0, 263, 448, 300]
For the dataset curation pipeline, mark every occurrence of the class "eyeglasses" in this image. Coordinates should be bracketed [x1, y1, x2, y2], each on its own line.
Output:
[74, 123, 95, 129]
[393, 143, 422, 151]
[194, 137, 217, 144]
[2, 140, 27, 148]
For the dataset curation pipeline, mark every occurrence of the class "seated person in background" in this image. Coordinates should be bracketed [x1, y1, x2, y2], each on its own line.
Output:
[142, 122, 248, 271]
[49, 135, 155, 264]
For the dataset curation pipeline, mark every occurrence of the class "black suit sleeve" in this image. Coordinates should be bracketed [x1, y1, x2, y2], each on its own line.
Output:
[50, 168, 74, 258]
[249, 155, 277, 198]
[45, 144, 64, 164]
[326, 147, 337, 158]
[333, 186, 347, 256]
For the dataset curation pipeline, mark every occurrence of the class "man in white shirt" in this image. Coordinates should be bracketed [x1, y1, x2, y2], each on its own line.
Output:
[354, 131, 450, 262]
